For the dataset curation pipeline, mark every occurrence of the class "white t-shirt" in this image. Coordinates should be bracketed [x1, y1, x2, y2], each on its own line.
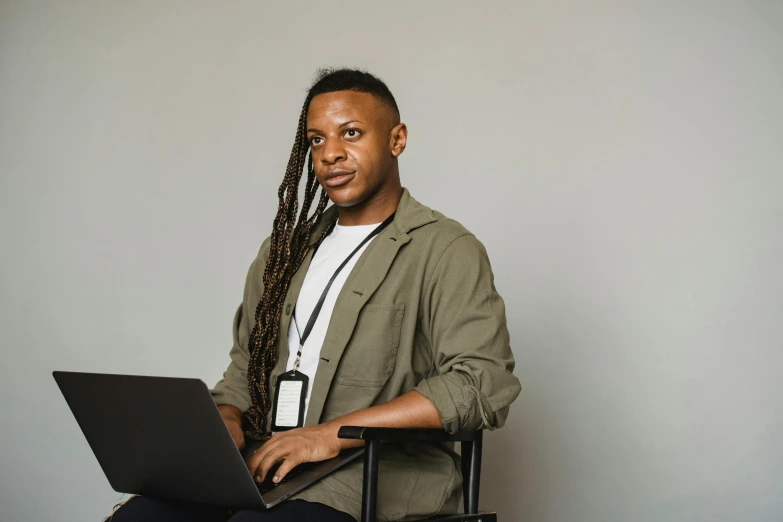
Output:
[285, 220, 381, 420]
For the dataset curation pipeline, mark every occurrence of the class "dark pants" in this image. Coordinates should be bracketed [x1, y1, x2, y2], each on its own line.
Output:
[107, 496, 356, 522]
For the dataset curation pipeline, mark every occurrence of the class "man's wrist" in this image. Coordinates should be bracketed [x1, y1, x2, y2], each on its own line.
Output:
[218, 404, 244, 424]
[320, 419, 363, 450]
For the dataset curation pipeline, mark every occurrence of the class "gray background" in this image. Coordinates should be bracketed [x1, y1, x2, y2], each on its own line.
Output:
[1, 1, 781, 521]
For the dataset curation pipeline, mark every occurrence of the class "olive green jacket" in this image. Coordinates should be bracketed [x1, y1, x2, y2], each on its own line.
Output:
[211, 189, 521, 521]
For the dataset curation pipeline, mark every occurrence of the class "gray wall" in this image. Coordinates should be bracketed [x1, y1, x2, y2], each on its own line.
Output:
[1, 2, 781, 521]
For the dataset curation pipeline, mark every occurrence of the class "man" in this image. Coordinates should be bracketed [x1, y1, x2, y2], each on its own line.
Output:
[110, 68, 520, 522]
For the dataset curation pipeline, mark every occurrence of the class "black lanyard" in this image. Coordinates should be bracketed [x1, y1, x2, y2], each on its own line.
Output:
[291, 212, 395, 370]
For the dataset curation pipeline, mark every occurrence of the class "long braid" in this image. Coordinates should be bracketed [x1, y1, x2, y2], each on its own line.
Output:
[243, 95, 333, 441]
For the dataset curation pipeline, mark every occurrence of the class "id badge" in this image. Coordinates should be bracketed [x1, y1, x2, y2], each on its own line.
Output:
[271, 370, 308, 431]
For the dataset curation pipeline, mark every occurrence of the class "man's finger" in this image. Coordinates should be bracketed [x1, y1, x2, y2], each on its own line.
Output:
[255, 446, 290, 483]
[249, 448, 277, 481]
[272, 452, 304, 483]
[247, 436, 284, 478]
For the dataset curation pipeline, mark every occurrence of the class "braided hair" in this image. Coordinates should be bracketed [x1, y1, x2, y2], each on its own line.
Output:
[242, 68, 400, 441]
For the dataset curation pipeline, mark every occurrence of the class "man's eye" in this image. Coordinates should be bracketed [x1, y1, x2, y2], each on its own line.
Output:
[344, 129, 361, 138]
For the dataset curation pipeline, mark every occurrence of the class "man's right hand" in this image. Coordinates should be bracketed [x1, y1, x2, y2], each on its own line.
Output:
[218, 405, 246, 450]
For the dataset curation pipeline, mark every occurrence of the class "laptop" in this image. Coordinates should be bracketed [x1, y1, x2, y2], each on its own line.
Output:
[52, 371, 363, 509]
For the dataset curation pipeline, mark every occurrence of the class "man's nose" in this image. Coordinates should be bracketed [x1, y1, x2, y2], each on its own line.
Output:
[320, 139, 346, 165]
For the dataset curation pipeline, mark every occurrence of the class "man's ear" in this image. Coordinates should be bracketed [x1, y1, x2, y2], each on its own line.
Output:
[390, 123, 408, 157]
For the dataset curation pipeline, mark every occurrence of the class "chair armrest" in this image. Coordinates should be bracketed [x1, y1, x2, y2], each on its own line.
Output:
[341, 427, 484, 522]
[338, 426, 477, 442]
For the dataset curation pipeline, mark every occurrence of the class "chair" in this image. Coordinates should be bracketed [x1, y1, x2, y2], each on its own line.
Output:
[338, 426, 496, 522]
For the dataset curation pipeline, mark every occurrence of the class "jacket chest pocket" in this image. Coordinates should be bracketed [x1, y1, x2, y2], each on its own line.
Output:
[335, 303, 405, 387]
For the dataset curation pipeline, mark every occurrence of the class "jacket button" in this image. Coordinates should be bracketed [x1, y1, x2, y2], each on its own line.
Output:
[285, 303, 292, 315]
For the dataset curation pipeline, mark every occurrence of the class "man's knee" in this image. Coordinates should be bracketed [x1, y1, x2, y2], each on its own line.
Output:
[103, 495, 229, 522]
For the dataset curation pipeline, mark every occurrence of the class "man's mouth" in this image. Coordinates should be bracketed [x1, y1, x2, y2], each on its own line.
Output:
[324, 170, 355, 188]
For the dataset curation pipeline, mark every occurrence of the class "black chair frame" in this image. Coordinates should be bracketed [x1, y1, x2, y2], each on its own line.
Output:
[338, 427, 496, 522]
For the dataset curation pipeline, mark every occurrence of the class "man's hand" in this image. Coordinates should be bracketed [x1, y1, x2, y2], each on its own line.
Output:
[247, 423, 347, 484]
[245, 390, 442, 484]
[218, 405, 245, 450]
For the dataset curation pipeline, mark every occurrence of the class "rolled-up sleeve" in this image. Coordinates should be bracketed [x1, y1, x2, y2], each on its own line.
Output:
[210, 238, 270, 412]
[414, 233, 521, 433]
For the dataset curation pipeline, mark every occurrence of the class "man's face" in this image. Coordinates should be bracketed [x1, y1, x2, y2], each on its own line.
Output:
[306, 90, 403, 209]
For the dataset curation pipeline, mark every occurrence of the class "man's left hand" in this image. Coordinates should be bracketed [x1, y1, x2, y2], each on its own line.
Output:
[247, 424, 344, 484]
